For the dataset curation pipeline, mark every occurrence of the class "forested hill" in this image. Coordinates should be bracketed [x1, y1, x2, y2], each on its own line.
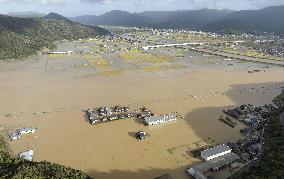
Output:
[204, 6, 284, 36]
[0, 12, 110, 60]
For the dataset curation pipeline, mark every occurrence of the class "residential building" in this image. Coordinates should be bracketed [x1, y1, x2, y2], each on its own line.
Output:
[19, 150, 33, 161]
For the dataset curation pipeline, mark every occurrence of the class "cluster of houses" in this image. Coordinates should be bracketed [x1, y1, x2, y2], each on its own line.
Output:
[85, 105, 179, 145]
[85, 106, 133, 125]
[186, 103, 276, 178]
[222, 104, 274, 162]
[86, 105, 178, 126]
[83, 35, 143, 54]
[9, 128, 37, 161]
[252, 35, 284, 58]
[223, 104, 271, 130]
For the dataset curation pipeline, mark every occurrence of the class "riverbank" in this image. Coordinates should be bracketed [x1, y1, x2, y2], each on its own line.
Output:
[0, 136, 92, 178]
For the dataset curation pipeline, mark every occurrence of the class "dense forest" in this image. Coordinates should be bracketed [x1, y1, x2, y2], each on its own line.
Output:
[232, 90, 284, 178]
[0, 137, 92, 179]
[0, 13, 110, 60]
[205, 6, 284, 37]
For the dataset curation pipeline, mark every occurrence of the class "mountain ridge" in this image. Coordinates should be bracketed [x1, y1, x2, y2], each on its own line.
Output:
[71, 6, 284, 36]
[205, 5, 284, 36]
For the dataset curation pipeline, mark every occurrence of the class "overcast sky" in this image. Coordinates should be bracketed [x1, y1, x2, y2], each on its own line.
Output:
[0, 0, 284, 16]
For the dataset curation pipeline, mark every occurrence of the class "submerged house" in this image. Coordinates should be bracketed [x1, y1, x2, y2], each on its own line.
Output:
[97, 107, 112, 116]
[10, 128, 37, 141]
[86, 110, 100, 125]
[136, 131, 146, 140]
[144, 113, 177, 126]
[113, 106, 129, 113]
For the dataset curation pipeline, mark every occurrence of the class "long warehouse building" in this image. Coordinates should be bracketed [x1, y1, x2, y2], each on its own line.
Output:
[201, 144, 232, 161]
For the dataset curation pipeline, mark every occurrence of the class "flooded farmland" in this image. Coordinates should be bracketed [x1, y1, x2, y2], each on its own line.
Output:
[1, 34, 284, 179]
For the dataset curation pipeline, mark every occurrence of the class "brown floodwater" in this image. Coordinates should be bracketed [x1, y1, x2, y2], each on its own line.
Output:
[0, 56, 284, 179]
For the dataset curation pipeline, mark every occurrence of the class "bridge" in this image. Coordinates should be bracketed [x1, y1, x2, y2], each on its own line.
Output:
[142, 42, 205, 50]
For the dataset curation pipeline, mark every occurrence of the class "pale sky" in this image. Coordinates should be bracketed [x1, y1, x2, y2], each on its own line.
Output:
[1, 0, 284, 16]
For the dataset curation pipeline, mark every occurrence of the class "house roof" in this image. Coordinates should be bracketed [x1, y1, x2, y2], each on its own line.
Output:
[201, 144, 231, 157]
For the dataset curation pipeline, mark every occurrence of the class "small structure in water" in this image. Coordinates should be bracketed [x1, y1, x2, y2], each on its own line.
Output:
[136, 107, 154, 119]
[85, 105, 133, 125]
[10, 128, 37, 141]
[136, 131, 146, 140]
[19, 150, 34, 161]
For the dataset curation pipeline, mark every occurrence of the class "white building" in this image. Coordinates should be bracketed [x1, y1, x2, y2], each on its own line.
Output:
[19, 150, 34, 161]
[50, 51, 67, 54]
[144, 113, 177, 126]
[201, 144, 232, 161]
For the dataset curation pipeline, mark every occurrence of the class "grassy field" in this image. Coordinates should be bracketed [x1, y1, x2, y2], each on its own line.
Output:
[241, 51, 268, 58]
[119, 51, 177, 64]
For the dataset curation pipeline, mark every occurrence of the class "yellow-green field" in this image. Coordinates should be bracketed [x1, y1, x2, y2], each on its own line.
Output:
[241, 51, 284, 61]
[119, 51, 177, 64]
